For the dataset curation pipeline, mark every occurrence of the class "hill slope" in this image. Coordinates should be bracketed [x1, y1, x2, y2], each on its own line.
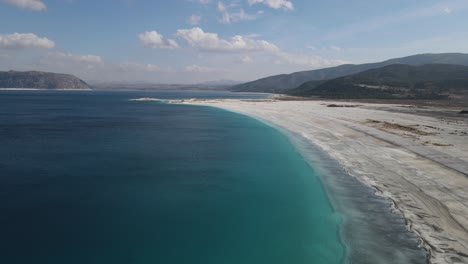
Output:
[0, 71, 92, 90]
[230, 53, 468, 93]
[290, 64, 468, 99]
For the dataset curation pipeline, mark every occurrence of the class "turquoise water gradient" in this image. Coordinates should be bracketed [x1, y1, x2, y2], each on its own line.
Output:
[0, 91, 344, 264]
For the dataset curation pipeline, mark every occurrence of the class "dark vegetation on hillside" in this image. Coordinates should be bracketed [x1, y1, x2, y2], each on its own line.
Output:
[0, 71, 91, 90]
[229, 53, 468, 93]
[289, 64, 468, 99]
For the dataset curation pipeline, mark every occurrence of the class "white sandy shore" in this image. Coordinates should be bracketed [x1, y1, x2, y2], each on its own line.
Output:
[129, 97, 164, 102]
[176, 99, 468, 264]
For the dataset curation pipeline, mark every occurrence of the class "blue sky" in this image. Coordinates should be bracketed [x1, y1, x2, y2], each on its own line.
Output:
[1, 0, 468, 83]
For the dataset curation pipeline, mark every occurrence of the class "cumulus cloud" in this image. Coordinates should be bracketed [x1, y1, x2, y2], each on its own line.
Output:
[0, 33, 55, 49]
[175, 27, 279, 52]
[218, 1, 261, 24]
[174, 27, 344, 69]
[1, 0, 46, 10]
[247, 0, 293, 10]
[189, 15, 202, 25]
[138, 31, 179, 49]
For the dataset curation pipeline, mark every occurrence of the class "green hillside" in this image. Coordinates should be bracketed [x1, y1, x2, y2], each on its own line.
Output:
[230, 53, 468, 93]
[290, 64, 468, 99]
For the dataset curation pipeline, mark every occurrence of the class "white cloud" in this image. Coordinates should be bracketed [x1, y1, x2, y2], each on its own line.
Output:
[138, 31, 179, 49]
[237, 55, 253, 64]
[306, 45, 342, 51]
[244, 33, 262, 38]
[174, 27, 345, 69]
[247, 0, 293, 10]
[0, 33, 55, 49]
[32, 52, 104, 75]
[1, 0, 46, 10]
[185, 64, 220, 72]
[49, 52, 103, 63]
[218, 2, 261, 24]
[189, 15, 202, 25]
[175, 27, 279, 52]
[119, 63, 173, 72]
[444, 7, 452, 13]
[191, 0, 211, 4]
[218, 2, 230, 23]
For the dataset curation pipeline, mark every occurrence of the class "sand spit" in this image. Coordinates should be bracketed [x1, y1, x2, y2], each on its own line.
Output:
[129, 97, 164, 102]
[130, 98, 221, 102]
[178, 99, 468, 264]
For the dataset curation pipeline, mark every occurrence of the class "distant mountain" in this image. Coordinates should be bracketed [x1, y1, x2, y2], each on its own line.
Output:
[199, 79, 242, 86]
[91, 82, 231, 91]
[230, 53, 468, 93]
[290, 64, 468, 99]
[90, 80, 241, 89]
[0, 71, 91, 90]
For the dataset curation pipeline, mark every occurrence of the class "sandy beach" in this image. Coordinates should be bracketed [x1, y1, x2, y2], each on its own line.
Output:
[176, 98, 468, 264]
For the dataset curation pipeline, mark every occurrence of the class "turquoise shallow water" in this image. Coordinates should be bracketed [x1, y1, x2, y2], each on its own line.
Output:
[0, 91, 345, 264]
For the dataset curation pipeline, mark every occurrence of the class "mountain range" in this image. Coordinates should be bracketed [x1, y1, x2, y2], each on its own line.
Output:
[3, 53, 468, 99]
[290, 64, 468, 99]
[229, 53, 468, 94]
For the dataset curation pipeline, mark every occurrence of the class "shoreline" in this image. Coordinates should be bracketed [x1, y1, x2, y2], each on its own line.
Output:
[272, 125, 428, 264]
[177, 99, 468, 264]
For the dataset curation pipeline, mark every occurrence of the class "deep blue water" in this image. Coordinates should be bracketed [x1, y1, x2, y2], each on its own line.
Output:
[0, 91, 344, 264]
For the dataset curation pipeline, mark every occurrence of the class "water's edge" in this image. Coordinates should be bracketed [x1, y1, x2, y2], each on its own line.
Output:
[194, 104, 429, 264]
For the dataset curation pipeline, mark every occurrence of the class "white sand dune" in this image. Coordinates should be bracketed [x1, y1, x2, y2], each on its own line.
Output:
[179, 99, 468, 264]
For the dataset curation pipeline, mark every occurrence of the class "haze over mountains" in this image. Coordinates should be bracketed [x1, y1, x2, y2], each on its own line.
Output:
[230, 53, 468, 94]
[0, 71, 91, 90]
[2, 53, 468, 99]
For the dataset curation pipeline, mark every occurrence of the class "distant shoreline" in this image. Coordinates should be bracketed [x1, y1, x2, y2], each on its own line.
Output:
[0, 88, 41, 90]
[0, 88, 92, 91]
